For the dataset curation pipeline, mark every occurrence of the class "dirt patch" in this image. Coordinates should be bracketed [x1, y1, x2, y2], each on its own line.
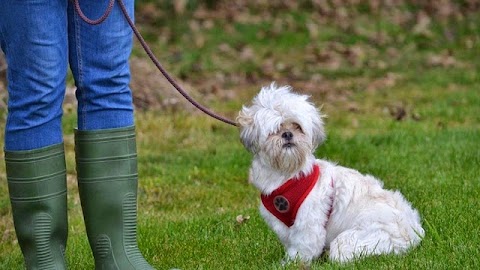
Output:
[129, 57, 199, 112]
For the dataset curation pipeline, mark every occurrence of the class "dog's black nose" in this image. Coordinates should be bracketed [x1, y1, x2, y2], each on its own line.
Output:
[282, 131, 293, 141]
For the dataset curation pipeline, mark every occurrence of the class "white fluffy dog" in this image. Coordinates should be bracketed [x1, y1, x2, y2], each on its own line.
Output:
[237, 83, 424, 263]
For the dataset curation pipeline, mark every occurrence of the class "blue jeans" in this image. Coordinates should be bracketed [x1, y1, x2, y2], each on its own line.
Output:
[0, 0, 135, 151]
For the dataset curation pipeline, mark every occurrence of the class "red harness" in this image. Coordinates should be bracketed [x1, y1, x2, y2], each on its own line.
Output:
[261, 165, 321, 227]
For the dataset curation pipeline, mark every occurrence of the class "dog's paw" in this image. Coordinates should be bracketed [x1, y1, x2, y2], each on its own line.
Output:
[280, 257, 311, 269]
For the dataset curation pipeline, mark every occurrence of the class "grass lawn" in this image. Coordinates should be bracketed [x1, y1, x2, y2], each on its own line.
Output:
[1, 2, 479, 269]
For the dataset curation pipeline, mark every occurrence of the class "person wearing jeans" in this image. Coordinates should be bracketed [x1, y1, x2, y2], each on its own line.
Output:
[0, 0, 154, 269]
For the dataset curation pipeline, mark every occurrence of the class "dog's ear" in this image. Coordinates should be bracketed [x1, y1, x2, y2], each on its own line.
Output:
[311, 108, 327, 150]
[236, 107, 258, 153]
[236, 106, 253, 128]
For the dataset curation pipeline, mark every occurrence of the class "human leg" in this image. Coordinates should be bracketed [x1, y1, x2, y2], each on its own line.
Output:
[0, 0, 68, 151]
[0, 1, 68, 269]
[68, 0, 134, 130]
[68, 1, 153, 268]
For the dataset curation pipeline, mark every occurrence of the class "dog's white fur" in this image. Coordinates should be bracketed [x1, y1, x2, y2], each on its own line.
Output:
[237, 83, 424, 263]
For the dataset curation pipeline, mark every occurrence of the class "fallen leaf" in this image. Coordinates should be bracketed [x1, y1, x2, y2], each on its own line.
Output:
[236, 214, 250, 224]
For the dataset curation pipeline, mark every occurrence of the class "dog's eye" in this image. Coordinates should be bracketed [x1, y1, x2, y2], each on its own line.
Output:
[293, 123, 303, 132]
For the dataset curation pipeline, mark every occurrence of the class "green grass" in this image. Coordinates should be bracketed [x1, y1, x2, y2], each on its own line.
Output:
[1, 2, 480, 269]
[1, 100, 479, 269]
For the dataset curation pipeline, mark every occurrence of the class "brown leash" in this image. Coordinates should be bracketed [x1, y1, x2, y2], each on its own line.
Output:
[73, 0, 238, 127]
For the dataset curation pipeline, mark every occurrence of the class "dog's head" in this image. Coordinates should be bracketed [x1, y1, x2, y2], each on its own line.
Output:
[237, 83, 326, 174]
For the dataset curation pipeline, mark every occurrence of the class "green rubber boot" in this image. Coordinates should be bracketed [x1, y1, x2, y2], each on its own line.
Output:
[74, 126, 154, 270]
[5, 143, 68, 269]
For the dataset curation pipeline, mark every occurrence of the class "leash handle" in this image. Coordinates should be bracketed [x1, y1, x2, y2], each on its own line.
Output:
[73, 0, 115, 25]
[73, 0, 238, 127]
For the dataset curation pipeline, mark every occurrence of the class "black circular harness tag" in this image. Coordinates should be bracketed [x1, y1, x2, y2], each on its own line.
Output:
[273, 195, 290, 213]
